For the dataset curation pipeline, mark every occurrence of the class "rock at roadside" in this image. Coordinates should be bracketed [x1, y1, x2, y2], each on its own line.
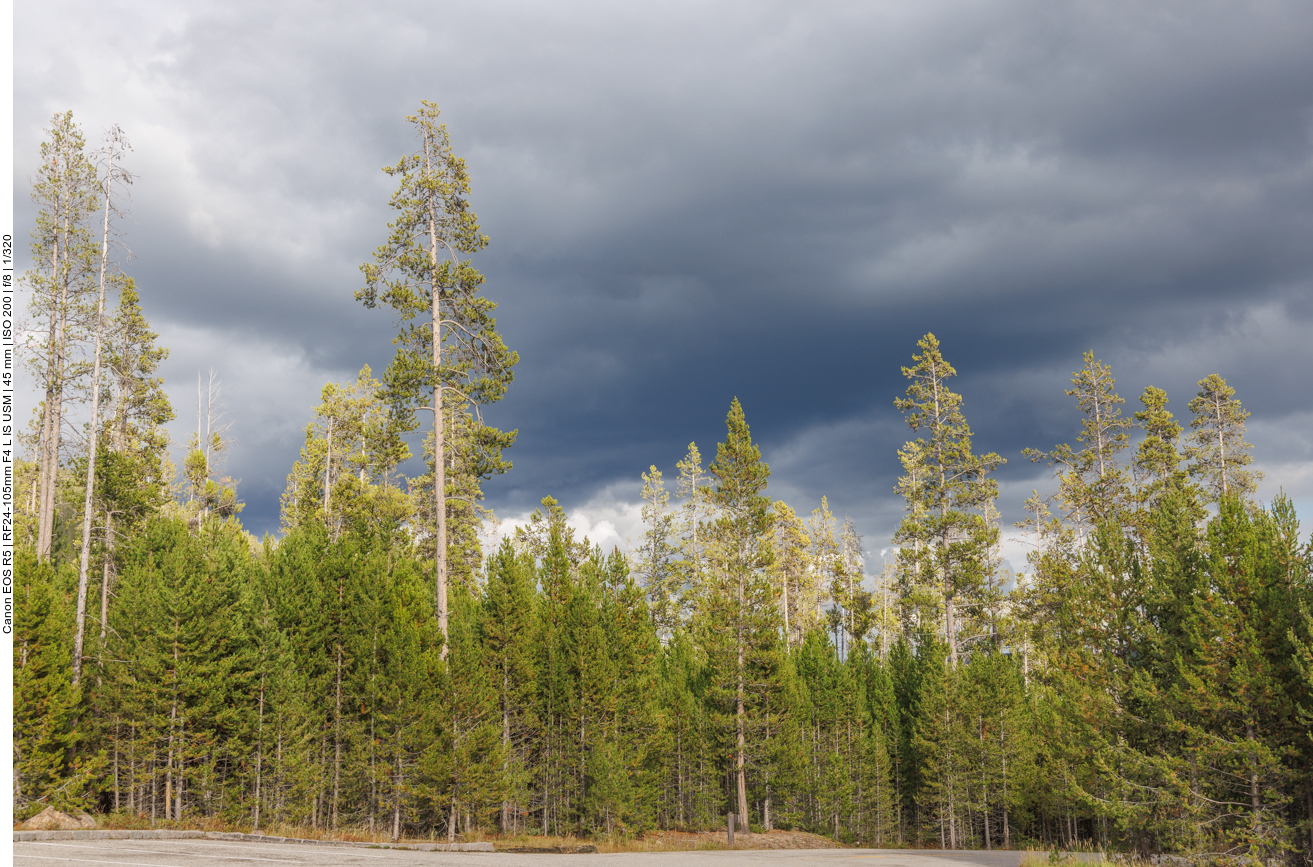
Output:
[20, 807, 97, 831]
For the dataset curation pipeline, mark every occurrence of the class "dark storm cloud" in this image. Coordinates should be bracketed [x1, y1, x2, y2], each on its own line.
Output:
[15, 0, 1313, 544]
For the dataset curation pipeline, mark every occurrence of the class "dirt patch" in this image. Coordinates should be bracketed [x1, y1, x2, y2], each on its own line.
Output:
[487, 829, 841, 852]
[634, 829, 843, 851]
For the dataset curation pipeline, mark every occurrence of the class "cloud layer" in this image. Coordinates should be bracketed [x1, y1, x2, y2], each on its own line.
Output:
[15, 0, 1313, 554]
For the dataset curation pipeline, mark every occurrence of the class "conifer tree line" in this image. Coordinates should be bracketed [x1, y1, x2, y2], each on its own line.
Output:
[13, 107, 1313, 862]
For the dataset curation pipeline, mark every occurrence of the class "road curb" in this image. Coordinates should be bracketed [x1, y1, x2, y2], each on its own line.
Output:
[14, 830, 206, 842]
[204, 832, 494, 851]
[13, 829, 494, 851]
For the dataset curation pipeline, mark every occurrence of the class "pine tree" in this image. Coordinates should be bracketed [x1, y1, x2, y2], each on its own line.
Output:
[564, 547, 617, 835]
[809, 500, 847, 652]
[770, 501, 815, 650]
[655, 629, 717, 830]
[357, 101, 517, 651]
[1025, 351, 1133, 534]
[839, 518, 876, 652]
[13, 550, 104, 816]
[106, 516, 255, 822]
[887, 636, 922, 839]
[909, 640, 963, 848]
[1163, 499, 1304, 857]
[371, 554, 445, 839]
[794, 629, 868, 840]
[893, 334, 1004, 667]
[1133, 386, 1188, 507]
[101, 279, 174, 510]
[675, 443, 710, 599]
[82, 279, 175, 684]
[1184, 374, 1261, 502]
[585, 548, 661, 835]
[343, 536, 412, 834]
[535, 520, 582, 835]
[698, 398, 780, 825]
[433, 580, 498, 841]
[263, 523, 349, 829]
[482, 540, 540, 833]
[281, 366, 412, 538]
[637, 466, 682, 639]
[957, 651, 1033, 849]
[237, 568, 305, 832]
[411, 403, 516, 590]
[853, 645, 899, 844]
[25, 111, 100, 562]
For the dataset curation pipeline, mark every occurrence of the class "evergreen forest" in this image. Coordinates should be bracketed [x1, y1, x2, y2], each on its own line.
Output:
[14, 108, 1313, 863]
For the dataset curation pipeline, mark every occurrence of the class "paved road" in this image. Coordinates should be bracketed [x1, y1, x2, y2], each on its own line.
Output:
[13, 839, 1036, 867]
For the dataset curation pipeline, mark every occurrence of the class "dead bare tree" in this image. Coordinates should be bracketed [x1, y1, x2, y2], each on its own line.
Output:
[73, 124, 133, 687]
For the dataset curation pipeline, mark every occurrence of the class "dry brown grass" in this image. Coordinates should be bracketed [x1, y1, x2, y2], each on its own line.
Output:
[76, 813, 395, 844]
[1020, 854, 1111, 867]
[484, 829, 843, 852]
[47, 815, 842, 852]
[1022, 857, 1070, 867]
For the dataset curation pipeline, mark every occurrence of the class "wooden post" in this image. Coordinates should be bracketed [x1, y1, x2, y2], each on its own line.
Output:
[727, 812, 735, 848]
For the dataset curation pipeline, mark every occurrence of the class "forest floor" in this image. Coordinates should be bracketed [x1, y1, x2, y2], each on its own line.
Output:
[49, 814, 844, 852]
[493, 829, 845, 852]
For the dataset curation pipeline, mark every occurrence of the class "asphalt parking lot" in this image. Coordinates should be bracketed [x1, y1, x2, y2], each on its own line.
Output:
[13, 839, 1037, 867]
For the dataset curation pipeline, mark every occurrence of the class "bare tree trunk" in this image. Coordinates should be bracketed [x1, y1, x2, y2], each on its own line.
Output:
[673, 729, 683, 828]
[112, 720, 120, 810]
[736, 556, 749, 825]
[1247, 721, 1261, 837]
[275, 729, 284, 826]
[37, 170, 72, 561]
[99, 527, 112, 645]
[73, 165, 116, 686]
[332, 573, 344, 829]
[420, 130, 450, 656]
[393, 763, 402, 842]
[38, 295, 68, 560]
[370, 628, 378, 834]
[165, 703, 175, 820]
[981, 715, 990, 849]
[37, 325, 59, 559]
[782, 567, 789, 648]
[316, 733, 326, 828]
[1001, 712, 1010, 848]
[254, 675, 265, 831]
[501, 691, 510, 832]
[175, 715, 184, 821]
[128, 731, 136, 813]
[27, 462, 38, 526]
[36, 382, 53, 556]
[932, 374, 956, 672]
[323, 418, 333, 515]
[945, 596, 957, 668]
[950, 789, 957, 848]
[1216, 394, 1228, 496]
[947, 704, 956, 849]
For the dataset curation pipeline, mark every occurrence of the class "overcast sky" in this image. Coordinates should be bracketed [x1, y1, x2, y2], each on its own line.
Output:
[15, 0, 1313, 569]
